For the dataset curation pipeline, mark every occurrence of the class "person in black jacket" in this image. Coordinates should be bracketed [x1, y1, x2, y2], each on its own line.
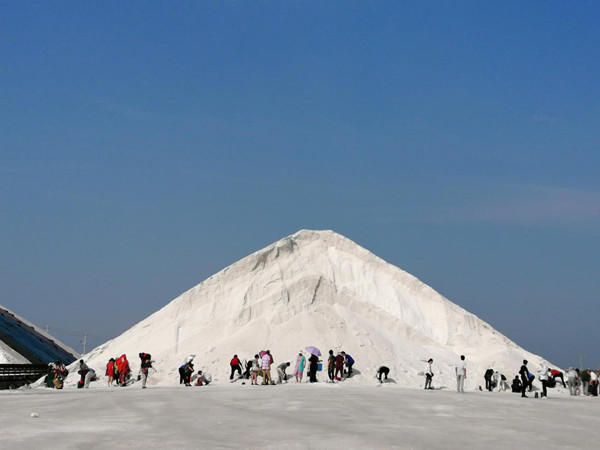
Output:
[519, 360, 530, 398]
[484, 367, 494, 391]
[184, 362, 194, 386]
[510, 375, 522, 392]
[308, 354, 319, 383]
[511, 376, 522, 393]
[245, 360, 253, 379]
[139, 353, 152, 389]
[327, 350, 335, 383]
[377, 366, 390, 383]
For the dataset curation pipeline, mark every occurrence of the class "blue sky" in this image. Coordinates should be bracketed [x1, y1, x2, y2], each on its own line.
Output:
[1, 1, 598, 369]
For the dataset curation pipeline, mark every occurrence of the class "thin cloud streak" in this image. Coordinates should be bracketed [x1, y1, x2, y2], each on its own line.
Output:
[532, 114, 560, 123]
[385, 185, 600, 226]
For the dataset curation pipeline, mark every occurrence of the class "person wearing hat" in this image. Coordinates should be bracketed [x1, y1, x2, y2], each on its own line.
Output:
[184, 361, 194, 386]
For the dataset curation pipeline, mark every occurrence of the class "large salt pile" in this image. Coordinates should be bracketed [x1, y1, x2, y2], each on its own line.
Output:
[79, 230, 551, 389]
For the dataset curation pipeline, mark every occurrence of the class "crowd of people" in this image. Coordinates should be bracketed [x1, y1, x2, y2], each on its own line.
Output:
[506, 360, 595, 398]
[178, 356, 212, 386]
[423, 357, 600, 398]
[105, 354, 132, 386]
[43, 353, 152, 389]
[102, 353, 153, 388]
[43, 349, 599, 398]
[44, 361, 69, 389]
[225, 349, 356, 385]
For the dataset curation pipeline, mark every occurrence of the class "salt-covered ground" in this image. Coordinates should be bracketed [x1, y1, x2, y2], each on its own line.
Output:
[1, 383, 595, 449]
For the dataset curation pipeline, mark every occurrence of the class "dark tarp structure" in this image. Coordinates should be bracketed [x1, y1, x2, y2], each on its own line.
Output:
[0, 307, 76, 365]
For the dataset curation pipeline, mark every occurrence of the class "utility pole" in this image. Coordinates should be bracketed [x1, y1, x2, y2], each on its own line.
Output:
[81, 332, 88, 355]
[44, 325, 49, 334]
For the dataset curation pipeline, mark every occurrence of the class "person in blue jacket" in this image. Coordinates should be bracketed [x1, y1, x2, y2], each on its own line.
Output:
[342, 352, 355, 377]
[528, 372, 535, 392]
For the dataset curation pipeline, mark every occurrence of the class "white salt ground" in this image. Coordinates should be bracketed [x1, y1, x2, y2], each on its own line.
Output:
[0, 383, 595, 450]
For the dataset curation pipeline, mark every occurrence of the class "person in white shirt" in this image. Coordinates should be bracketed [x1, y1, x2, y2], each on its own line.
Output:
[566, 367, 579, 396]
[494, 370, 505, 392]
[251, 355, 260, 386]
[277, 362, 290, 384]
[84, 368, 96, 388]
[539, 361, 550, 398]
[456, 355, 467, 393]
[589, 369, 599, 396]
[424, 358, 434, 390]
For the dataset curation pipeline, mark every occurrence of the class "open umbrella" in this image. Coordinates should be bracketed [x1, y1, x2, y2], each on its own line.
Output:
[305, 346, 321, 357]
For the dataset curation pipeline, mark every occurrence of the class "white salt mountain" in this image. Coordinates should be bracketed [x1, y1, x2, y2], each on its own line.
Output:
[81, 230, 550, 389]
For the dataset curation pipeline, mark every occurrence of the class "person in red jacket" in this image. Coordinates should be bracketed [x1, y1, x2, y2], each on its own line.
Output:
[550, 368, 567, 388]
[335, 353, 344, 381]
[230, 355, 242, 381]
[106, 358, 116, 386]
[115, 354, 131, 386]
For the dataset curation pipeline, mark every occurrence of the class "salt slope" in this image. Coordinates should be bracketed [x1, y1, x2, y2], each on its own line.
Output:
[80, 230, 550, 389]
[0, 340, 29, 364]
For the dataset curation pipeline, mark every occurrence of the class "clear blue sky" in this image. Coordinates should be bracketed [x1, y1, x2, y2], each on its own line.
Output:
[1, 1, 598, 369]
